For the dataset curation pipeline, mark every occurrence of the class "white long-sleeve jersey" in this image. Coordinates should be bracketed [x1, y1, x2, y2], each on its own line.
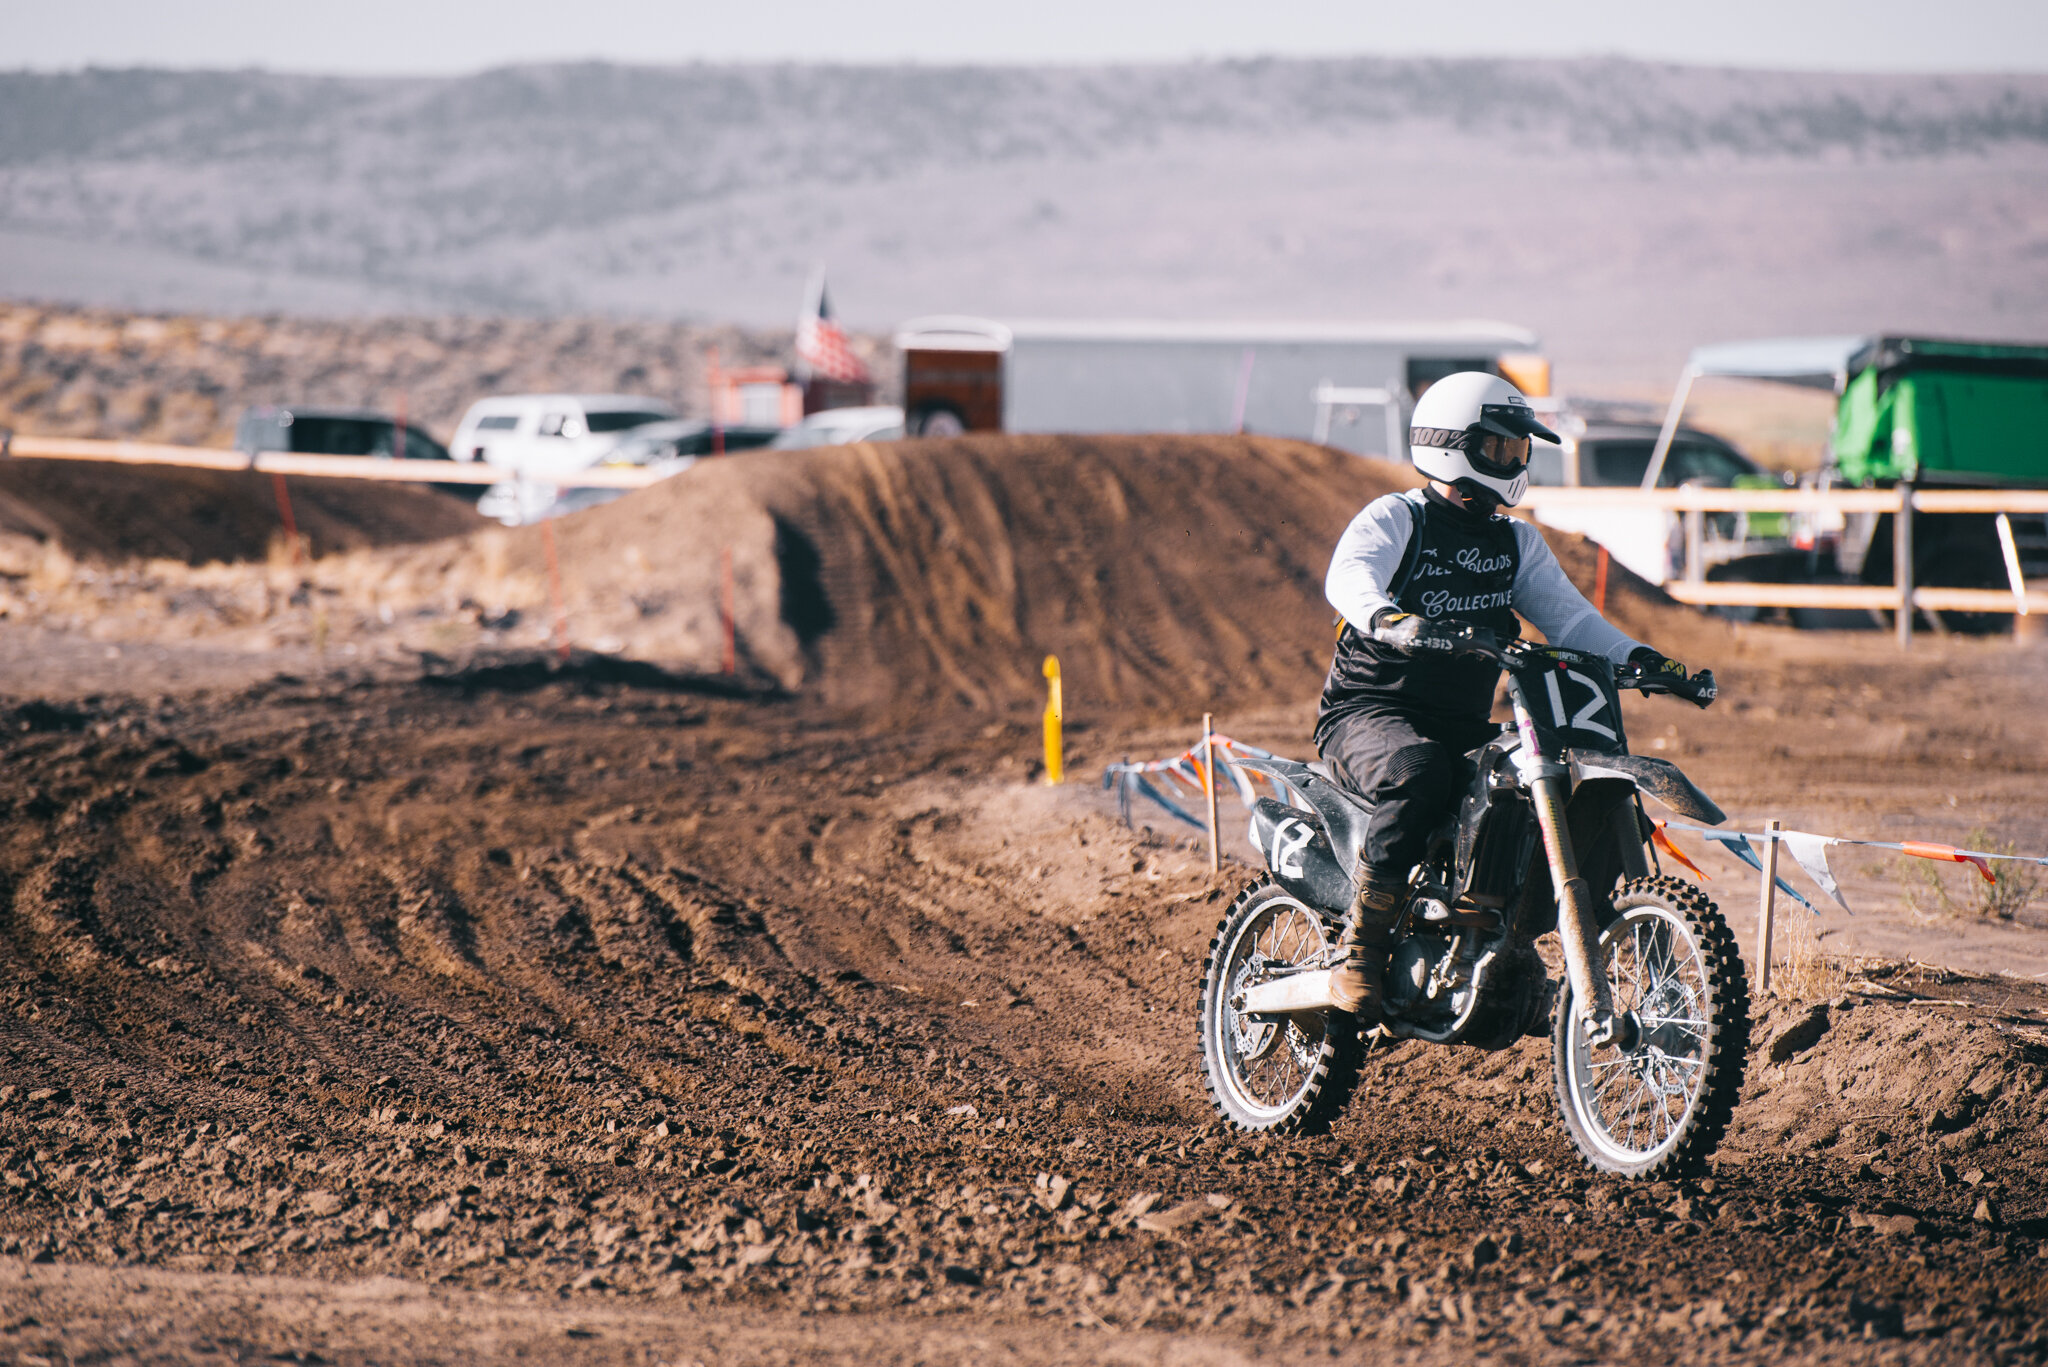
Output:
[1324, 490, 1644, 665]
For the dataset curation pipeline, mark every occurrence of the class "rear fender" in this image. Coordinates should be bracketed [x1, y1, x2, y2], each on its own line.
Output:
[1236, 757, 1371, 880]
[1248, 797, 1355, 914]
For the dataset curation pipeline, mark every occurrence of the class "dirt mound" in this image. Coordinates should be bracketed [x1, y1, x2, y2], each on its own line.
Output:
[0, 457, 476, 565]
[1740, 993, 2048, 1164]
[471, 434, 1722, 715]
[0, 432, 1733, 715]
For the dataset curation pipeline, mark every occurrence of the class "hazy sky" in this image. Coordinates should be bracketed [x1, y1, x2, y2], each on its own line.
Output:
[10, 0, 2048, 74]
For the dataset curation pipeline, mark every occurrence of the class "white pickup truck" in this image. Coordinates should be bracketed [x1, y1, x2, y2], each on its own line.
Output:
[449, 393, 676, 480]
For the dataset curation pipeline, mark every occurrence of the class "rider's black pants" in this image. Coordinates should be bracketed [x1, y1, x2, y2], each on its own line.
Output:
[1319, 709, 1500, 877]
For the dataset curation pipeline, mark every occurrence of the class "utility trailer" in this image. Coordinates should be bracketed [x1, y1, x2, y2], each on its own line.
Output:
[893, 316, 1549, 454]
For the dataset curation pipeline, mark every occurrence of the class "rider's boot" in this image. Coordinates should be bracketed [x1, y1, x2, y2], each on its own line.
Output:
[1329, 864, 1407, 1023]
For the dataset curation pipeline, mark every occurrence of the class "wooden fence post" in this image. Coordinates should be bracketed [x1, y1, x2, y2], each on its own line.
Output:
[270, 472, 302, 566]
[1202, 713, 1221, 874]
[1756, 818, 1781, 995]
[542, 518, 570, 662]
[1896, 482, 1915, 651]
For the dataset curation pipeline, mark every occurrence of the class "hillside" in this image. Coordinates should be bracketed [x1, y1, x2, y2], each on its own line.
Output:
[3, 60, 2047, 387]
[0, 303, 882, 449]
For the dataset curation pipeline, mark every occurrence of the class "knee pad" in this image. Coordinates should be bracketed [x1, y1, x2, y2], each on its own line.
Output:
[1377, 742, 1458, 805]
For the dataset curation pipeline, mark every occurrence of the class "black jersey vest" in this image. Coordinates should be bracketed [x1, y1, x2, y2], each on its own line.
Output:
[1315, 489, 1523, 744]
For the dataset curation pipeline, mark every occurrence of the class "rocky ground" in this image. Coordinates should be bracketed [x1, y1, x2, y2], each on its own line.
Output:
[0, 641, 2043, 1365]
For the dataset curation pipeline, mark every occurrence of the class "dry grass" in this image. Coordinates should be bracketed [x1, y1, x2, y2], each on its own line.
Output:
[1767, 907, 1848, 1002]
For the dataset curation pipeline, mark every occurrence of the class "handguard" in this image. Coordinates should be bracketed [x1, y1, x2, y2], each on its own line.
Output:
[1372, 615, 1499, 659]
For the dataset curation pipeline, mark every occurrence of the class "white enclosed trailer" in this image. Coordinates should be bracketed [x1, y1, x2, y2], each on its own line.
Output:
[894, 317, 1548, 455]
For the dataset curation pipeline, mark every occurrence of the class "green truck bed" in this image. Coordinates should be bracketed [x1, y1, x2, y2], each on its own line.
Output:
[1833, 337, 2048, 487]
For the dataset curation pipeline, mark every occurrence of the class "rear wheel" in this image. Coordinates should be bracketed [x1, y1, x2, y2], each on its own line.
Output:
[1552, 876, 1748, 1177]
[915, 407, 967, 438]
[1198, 881, 1361, 1134]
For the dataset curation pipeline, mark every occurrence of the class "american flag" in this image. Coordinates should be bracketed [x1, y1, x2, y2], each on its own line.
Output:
[795, 269, 871, 385]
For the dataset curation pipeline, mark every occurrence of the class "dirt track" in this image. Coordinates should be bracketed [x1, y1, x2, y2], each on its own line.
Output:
[1, 437, 2046, 1363]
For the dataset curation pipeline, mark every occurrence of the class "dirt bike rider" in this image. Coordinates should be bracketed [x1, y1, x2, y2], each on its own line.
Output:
[1317, 371, 1689, 1021]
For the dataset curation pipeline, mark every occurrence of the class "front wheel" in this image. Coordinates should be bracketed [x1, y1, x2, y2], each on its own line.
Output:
[1552, 876, 1749, 1177]
[1198, 881, 1361, 1134]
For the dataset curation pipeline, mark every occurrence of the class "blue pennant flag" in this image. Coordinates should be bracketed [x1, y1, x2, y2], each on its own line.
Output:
[1705, 832, 1815, 913]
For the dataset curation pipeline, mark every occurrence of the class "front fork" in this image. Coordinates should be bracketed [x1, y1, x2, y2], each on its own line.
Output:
[1507, 683, 1626, 1046]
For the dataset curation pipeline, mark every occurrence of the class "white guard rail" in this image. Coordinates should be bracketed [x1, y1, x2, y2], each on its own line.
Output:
[4, 433, 2045, 643]
[0, 435, 671, 489]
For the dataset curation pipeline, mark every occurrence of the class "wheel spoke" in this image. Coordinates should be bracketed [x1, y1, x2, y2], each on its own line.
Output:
[1214, 894, 1340, 1118]
[1562, 898, 1737, 1167]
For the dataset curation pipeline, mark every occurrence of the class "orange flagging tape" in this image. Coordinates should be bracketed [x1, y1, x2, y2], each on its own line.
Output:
[1651, 820, 1710, 880]
[1899, 841, 1997, 882]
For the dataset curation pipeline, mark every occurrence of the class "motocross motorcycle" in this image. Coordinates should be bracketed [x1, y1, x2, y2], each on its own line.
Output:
[1196, 628, 1749, 1178]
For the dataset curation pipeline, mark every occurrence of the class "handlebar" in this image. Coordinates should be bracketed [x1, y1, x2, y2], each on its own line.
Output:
[1369, 621, 1716, 708]
[1622, 663, 1718, 708]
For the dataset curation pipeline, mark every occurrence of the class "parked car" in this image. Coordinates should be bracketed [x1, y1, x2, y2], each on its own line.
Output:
[1527, 407, 1790, 589]
[473, 419, 783, 527]
[235, 405, 453, 462]
[768, 406, 905, 449]
[449, 394, 678, 479]
[605, 420, 782, 465]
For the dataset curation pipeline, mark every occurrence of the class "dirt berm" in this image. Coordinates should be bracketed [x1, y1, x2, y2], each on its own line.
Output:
[426, 435, 1724, 714]
[0, 457, 476, 565]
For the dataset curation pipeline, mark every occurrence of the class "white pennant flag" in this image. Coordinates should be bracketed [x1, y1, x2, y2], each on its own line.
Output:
[1783, 831, 1853, 914]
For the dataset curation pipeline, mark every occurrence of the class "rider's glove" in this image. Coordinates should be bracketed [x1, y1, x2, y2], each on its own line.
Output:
[1372, 610, 1465, 656]
[1628, 646, 1686, 679]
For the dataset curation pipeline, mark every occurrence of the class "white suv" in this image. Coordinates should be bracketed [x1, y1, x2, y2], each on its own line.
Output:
[450, 394, 677, 479]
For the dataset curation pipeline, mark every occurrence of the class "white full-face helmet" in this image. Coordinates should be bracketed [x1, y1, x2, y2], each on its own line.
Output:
[1407, 371, 1559, 509]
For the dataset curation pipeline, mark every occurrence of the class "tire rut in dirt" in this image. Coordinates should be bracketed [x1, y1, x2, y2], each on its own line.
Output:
[0, 678, 2044, 1365]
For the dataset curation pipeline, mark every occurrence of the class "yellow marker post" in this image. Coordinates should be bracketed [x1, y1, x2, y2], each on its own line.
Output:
[1041, 655, 1064, 785]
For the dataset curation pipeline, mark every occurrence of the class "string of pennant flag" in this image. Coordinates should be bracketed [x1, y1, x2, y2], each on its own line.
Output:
[1103, 742, 2047, 916]
[1647, 818, 2047, 916]
[1102, 735, 1290, 830]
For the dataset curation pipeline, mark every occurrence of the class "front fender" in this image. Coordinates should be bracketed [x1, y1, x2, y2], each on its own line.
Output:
[1568, 750, 1725, 825]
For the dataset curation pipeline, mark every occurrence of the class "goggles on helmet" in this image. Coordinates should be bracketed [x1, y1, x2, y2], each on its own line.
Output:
[1409, 426, 1531, 478]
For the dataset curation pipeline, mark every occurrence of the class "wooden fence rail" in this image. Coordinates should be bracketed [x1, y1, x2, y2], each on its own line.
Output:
[1519, 481, 2048, 645]
[1, 434, 670, 488]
